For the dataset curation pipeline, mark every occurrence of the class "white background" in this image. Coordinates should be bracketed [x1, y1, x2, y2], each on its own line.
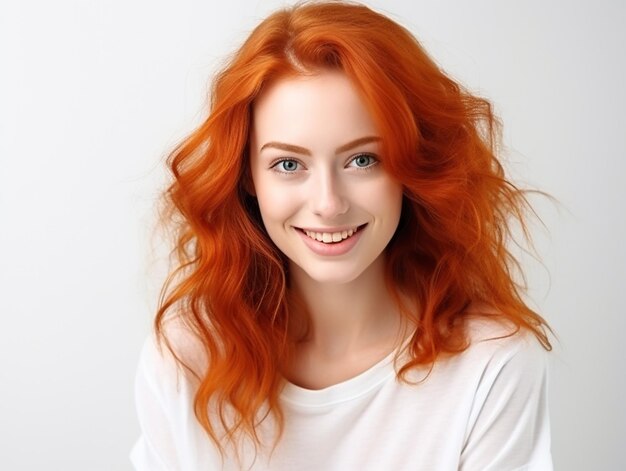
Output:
[1, 1, 624, 469]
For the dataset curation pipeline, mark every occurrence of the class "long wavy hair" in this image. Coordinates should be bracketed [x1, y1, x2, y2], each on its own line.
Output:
[155, 0, 552, 455]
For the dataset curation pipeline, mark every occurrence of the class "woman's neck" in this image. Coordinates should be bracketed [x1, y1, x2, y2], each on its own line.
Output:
[288, 255, 408, 360]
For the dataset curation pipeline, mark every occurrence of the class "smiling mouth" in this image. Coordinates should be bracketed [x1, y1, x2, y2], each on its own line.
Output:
[297, 224, 367, 244]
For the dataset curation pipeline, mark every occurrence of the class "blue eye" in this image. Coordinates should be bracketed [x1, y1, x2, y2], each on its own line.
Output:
[272, 159, 300, 172]
[350, 154, 378, 168]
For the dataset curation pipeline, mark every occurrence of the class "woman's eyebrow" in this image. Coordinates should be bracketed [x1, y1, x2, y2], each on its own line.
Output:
[335, 136, 381, 153]
[259, 136, 381, 155]
[260, 142, 311, 155]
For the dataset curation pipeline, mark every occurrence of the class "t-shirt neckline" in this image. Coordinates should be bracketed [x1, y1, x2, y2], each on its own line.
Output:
[280, 343, 406, 408]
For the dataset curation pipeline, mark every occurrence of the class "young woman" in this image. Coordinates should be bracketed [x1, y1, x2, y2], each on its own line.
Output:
[131, 2, 553, 470]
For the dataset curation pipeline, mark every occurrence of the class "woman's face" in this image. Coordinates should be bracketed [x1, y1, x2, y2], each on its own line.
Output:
[249, 70, 403, 285]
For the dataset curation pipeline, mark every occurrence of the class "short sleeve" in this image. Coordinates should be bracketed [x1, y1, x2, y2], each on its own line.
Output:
[130, 321, 225, 470]
[459, 333, 553, 471]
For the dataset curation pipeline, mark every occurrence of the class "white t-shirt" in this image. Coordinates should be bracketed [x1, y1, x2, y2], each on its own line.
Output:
[130, 318, 552, 470]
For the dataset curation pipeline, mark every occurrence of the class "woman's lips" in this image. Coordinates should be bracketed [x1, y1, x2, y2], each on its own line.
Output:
[294, 224, 367, 256]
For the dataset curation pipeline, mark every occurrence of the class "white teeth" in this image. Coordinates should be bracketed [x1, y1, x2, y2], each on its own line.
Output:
[303, 227, 359, 244]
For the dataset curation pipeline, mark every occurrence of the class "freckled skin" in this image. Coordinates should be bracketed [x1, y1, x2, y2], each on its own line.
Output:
[249, 71, 403, 286]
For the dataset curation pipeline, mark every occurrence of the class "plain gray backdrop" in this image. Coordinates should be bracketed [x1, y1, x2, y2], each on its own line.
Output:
[1, 0, 624, 469]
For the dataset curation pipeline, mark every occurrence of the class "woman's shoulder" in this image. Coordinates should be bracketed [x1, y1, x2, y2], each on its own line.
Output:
[405, 310, 550, 415]
[137, 315, 208, 387]
[443, 306, 550, 379]
[462, 302, 544, 346]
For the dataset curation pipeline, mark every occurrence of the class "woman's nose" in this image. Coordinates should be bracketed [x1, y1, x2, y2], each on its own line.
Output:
[309, 170, 349, 219]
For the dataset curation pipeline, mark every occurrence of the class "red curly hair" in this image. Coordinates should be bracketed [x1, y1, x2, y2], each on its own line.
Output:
[155, 0, 552, 455]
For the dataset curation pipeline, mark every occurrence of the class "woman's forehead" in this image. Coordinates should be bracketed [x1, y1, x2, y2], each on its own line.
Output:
[250, 71, 379, 152]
